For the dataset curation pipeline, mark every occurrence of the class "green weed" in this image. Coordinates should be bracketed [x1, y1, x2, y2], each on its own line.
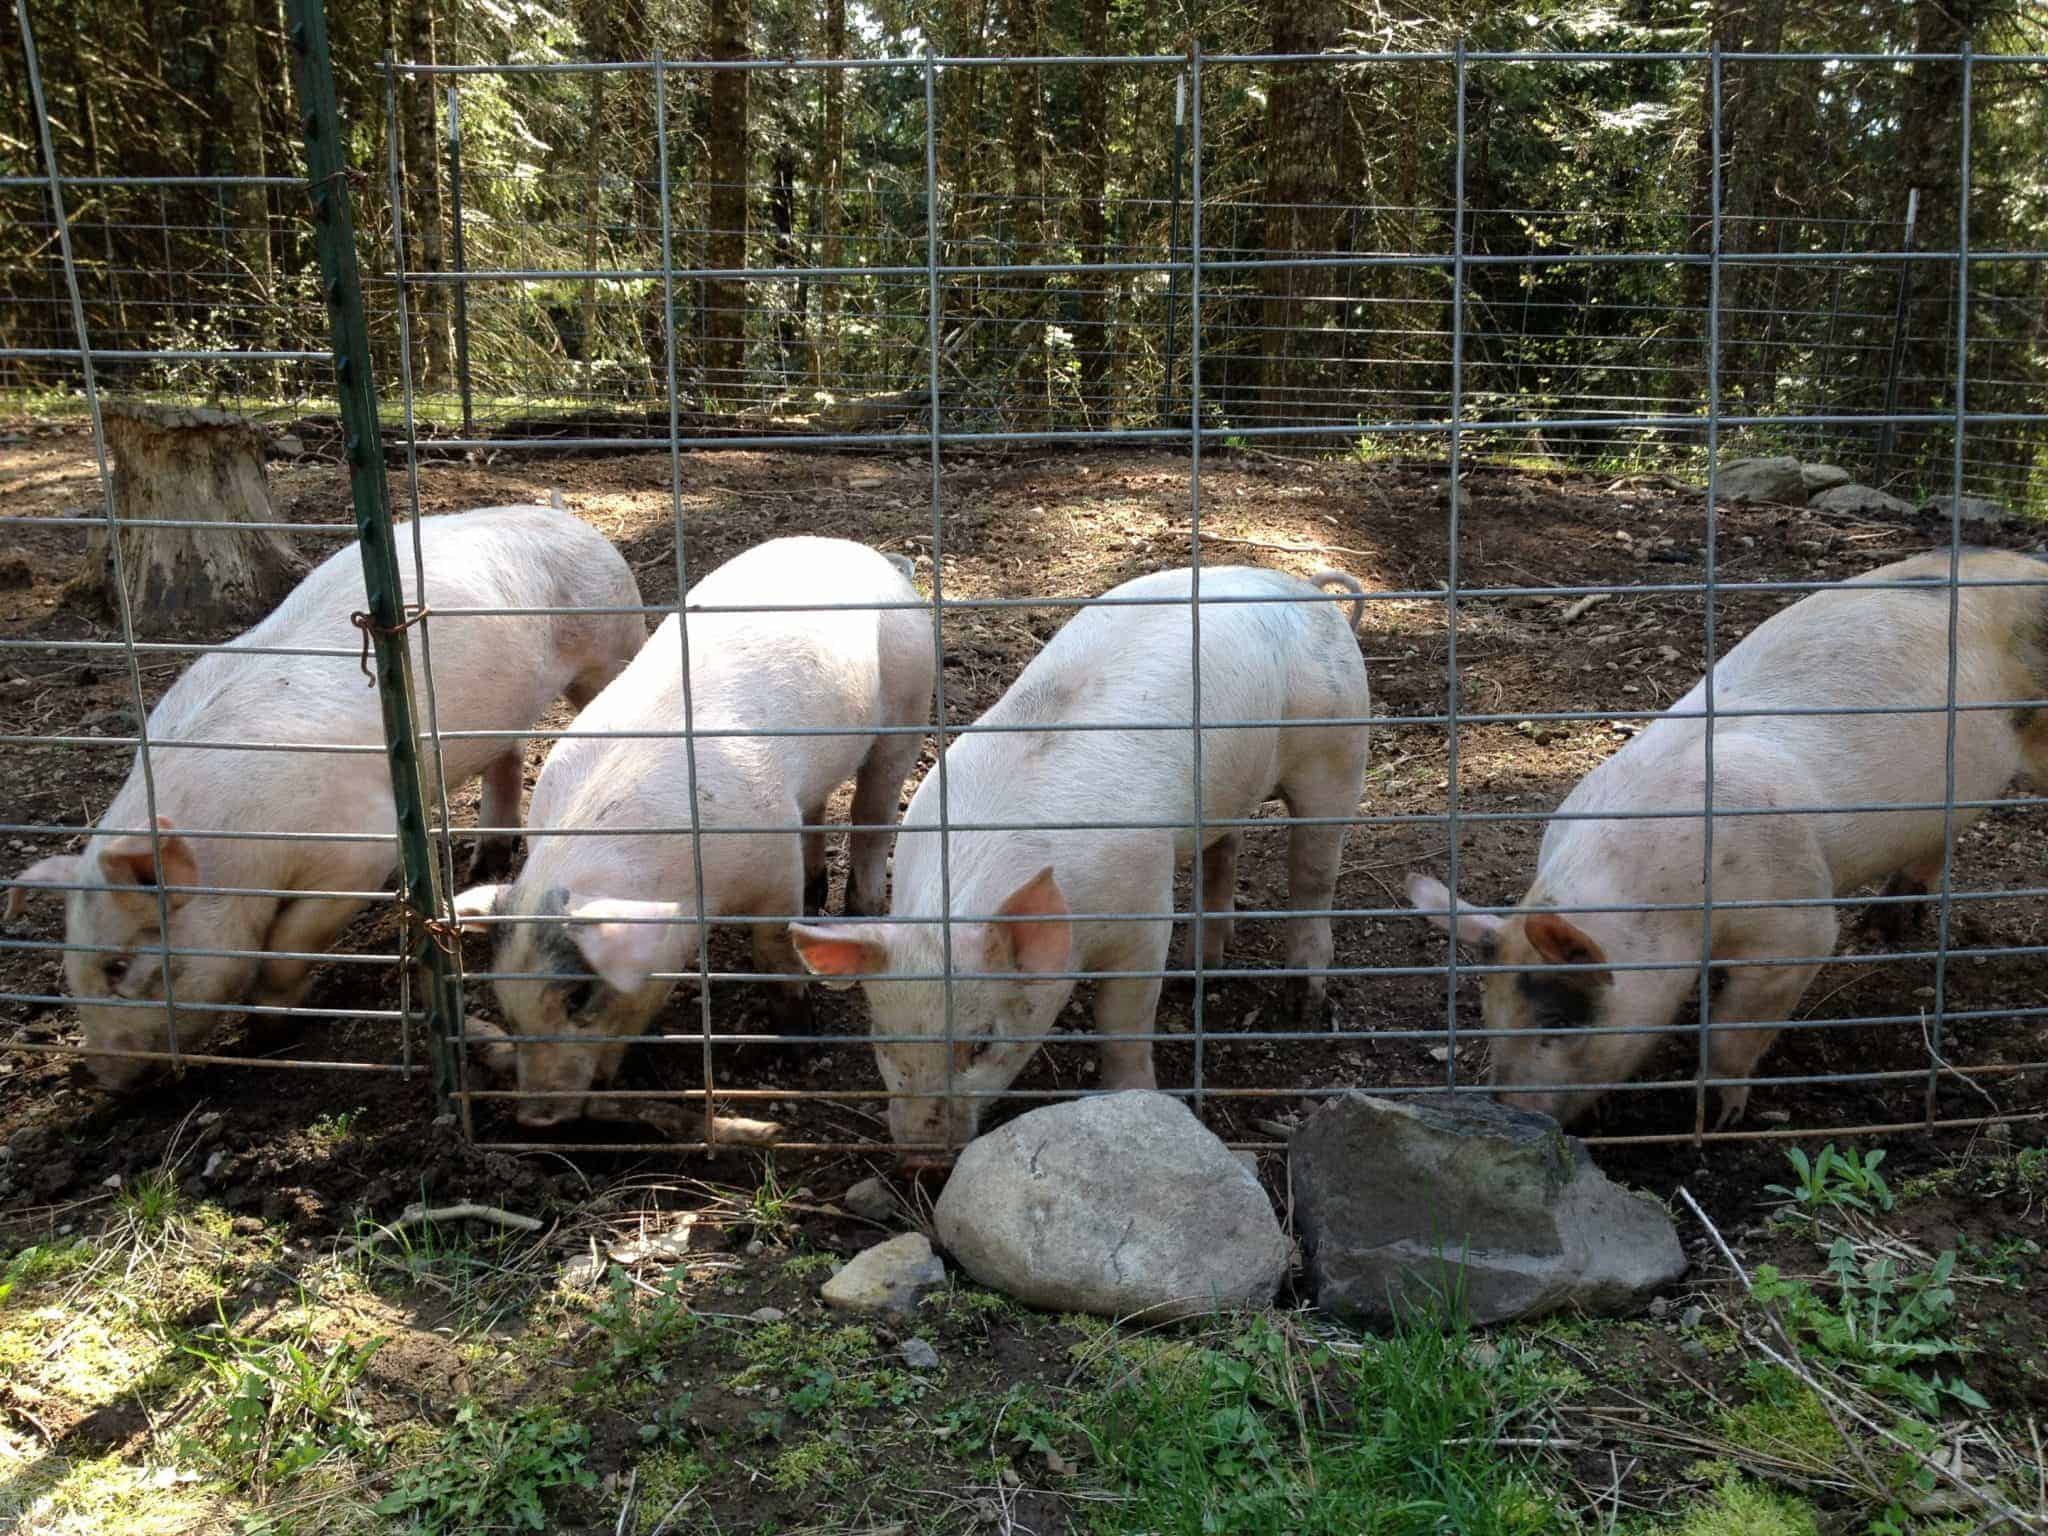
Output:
[1766, 1144, 1895, 1218]
[579, 1263, 697, 1390]
[1752, 1242, 1987, 1417]
[374, 1400, 594, 1532]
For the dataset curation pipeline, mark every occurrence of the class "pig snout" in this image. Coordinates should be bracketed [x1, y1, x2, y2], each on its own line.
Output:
[887, 1093, 978, 1162]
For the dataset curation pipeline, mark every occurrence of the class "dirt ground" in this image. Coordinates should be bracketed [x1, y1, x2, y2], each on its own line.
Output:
[2, 422, 2047, 1221]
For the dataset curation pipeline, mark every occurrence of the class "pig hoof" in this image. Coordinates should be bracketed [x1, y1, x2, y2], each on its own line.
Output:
[1282, 980, 1329, 1026]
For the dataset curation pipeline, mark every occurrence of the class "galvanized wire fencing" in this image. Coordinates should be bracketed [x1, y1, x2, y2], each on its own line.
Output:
[4, 10, 2048, 1161]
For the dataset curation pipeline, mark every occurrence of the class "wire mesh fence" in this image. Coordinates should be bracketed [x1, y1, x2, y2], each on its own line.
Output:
[5, 9, 2048, 1164]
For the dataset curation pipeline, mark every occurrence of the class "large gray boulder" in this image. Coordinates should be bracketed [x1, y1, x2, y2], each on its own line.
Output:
[934, 1091, 1289, 1322]
[1799, 463, 1852, 493]
[1919, 493, 2009, 525]
[1291, 1093, 1685, 1327]
[1713, 456, 1808, 505]
[1809, 483, 1914, 519]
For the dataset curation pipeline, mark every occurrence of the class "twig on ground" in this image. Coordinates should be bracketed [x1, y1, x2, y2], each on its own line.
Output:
[1197, 532, 1378, 561]
[349, 1202, 542, 1253]
[1919, 1009, 2007, 1119]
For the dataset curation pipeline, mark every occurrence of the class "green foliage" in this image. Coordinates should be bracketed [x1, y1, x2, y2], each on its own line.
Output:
[374, 1400, 595, 1533]
[1082, 1312, 1566, 1535]
[117, 1168, 182, 1229]
[579, 1263, 698, 1389]
[1766, 1145, 1895, 1217]
[1643, 1468, 1821, 1535]
[0, 1238, 96, 1305]
[177, 1320, 384, 1489]
[1713, 1364, 1841, 1473]
[731, 1320, 929, 1420]
[1752, 1242, 1988, 1418]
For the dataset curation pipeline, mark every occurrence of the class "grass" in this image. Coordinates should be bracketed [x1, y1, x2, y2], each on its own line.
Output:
[1080, 1311, 1568, 1536]
[373, 1400, 595, 1532]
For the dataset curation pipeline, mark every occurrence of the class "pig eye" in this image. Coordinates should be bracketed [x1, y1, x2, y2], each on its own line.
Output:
[562, 979, 599, 1016]
[104, 956, 130, 988]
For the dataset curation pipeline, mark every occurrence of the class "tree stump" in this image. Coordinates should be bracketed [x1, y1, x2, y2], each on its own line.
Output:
[89, 404, 306, 625]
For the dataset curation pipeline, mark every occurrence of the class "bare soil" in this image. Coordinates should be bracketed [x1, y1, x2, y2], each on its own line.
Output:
[3, 421, 2046, 1242]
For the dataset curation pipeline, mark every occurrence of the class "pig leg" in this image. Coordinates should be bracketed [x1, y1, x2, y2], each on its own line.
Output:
[1704, 957, 1824, 1127]
[750, 846, 815, 1033]
[1858, 855, 1942, 943]
[1276, 768, 1356, 1022]
[1097, 916, 1170, 1090]
[846, 729, 922, 917]
[801, 803, 830, 917]
[467, 751, 525, 882]
[1197, 832, 1240, 969]
[252, 896, 372, 1008]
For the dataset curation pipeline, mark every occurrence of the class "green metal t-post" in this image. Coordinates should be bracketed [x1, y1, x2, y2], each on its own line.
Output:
[286, 0, 464, 1104]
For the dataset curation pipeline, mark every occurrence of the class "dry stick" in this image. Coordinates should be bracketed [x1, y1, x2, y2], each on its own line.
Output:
[1677, 1186, 2038, 1531]
[1919, 1009, 2007, 1119]
[350, 1201, 542, 1253]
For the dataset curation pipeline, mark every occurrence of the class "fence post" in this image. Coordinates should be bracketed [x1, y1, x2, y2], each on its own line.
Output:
[285, 0, 465, 1104]
[446, 84, 475, 436]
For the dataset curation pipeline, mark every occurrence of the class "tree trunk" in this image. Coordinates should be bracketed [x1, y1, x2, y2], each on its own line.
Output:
[227, 0, 275, 365]
[92, 405, 305, 624]
[1258, 0, 1349, 422]
[703, 0, 751, 404]
[401, 0, 450, 387]
[1897, 0, 1979, 454]
[1075, 0, 1111, 425]
[1005, 0, 1048, 429]
[817, 0, 846, 391]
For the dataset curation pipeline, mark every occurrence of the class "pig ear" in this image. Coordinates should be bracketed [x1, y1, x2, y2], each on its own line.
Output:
[6, 855, 80, 920]
[987, 866, 1072, 977]
[564, 897, 685, 995]
[789, 922, 892, 989]
[1406, 872, 1502, 954]
[1522, 911, 1611, 984]
[451, 883, 507, 919]
[99, 819, 199, 909]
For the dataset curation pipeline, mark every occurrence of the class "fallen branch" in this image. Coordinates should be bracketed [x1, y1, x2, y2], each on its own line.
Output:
[351, 1202, 542, 1253]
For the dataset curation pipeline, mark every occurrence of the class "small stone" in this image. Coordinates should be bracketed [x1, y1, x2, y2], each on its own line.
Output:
[1986, 1122, 2013, 1143]
[1809, 483, 1913, 519]
[1713, 456, 1807, 506]
[1798, 463, 1851, 493]
[843, 1176, 900, 1223]
[898, 1336, 941, 1371]
[1680, 1304, 1705, 1330]
[273, 434, 307, 458]
[101, 1173, 122, 1190]
[201, 1150, 226, 1180]
[820, 1232, 945, 1316]
[749, 1306, 787, 1324]
[1919, 493, 2008, 525]
[1649, 1296, 1671, 1319]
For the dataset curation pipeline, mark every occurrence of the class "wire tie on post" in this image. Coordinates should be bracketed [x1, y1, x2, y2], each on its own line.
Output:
[349, 603, 433, 683]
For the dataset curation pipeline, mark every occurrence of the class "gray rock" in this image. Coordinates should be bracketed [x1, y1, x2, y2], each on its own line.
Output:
[844, 1176, 901, 1223]
[821, 1232, 945, 1315]
[897, 1336, 941, 1371]
[1919, 493, 2009, 525]
[1291, 1093, 1686, 1327]
[748, 1306, 787, 1324]
[1809, 483, 1914, 519]
[1799, 463, 1852, 493]
[1713, 456, 1808, 505]
[933, 1090, 1288, 1322]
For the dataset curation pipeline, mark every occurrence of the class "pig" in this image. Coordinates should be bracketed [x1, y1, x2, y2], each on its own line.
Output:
[451, 536, 933, 1129]
[788, 564, 1372, 1160]
[1409, 547, 2048, 1129]
[4, 504, 646, 1090]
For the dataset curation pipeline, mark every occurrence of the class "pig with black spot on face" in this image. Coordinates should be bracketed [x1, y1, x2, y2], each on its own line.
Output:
[1411, 547, 2048, 1128]
[5, 505, 646, 1089]
[453, 537, 933, 1129]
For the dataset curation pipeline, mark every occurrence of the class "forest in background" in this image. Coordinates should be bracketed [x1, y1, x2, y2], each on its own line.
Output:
[2, 0, 2046, 506]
